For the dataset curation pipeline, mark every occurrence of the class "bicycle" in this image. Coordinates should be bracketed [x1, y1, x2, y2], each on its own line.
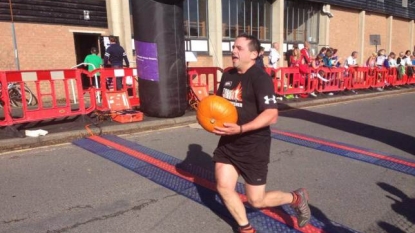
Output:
[0, 82, 38, 108]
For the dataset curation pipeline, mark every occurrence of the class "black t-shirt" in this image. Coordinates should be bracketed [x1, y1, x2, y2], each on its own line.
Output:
[215, 65, 278, 162]
[104, 43, 129, 67]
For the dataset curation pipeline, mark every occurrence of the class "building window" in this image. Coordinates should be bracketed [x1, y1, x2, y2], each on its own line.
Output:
[222, 0, 272, 41]
[402, 0, 408, 8]
[284, 0, 320, 44]
[183, 0, 208, 38]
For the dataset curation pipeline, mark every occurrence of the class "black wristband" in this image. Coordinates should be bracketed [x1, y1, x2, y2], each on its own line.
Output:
[239, 125, 243, 134]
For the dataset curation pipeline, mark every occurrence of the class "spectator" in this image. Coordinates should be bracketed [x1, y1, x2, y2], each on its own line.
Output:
[323, 49, 334, 68]
[301, 41, 312, 65]
[403, 50, 413, 66]
[345, 51, 358, 68]
[344, 51, 359, 94]
[288, 48, 303, 98]
[84, 47, 102, 88]
[396, 52, 406, 80]
[404, 50, 414, 77]
[396, 52, 406, 66]
[311, 54, 324, 70]
[309, 54, 324, 97]
[318, 47, 327, 58]
[290, 48, 303, 67]
[255, 46, 265, 69]
[366, 52, 377, 68]
[104, 35, 130, 90]
[286, 43, 298, 67]
[331, 48, 341, 67]
[268, 42, 280, 69]
[322, 49, 335, 95]
[387, 52, 397, 68]
[376, 49, 387, 67]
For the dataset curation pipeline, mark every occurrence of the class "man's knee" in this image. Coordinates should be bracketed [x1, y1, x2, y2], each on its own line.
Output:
[245, 184, 266, 208]
[247, 197, 265, 209]
[216, 181, 233, 196]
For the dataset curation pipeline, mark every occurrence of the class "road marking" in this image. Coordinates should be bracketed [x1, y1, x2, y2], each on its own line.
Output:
[271, 129, 415, 176]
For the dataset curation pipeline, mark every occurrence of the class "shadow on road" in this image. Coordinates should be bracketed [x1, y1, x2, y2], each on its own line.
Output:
[309, 205, 360, 233]
[278, 103, 415, 156]
[176, 144, 237, 230]
[376, 182, 415, 233]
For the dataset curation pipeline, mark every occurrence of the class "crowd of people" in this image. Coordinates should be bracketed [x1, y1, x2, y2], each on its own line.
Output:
[254, 41, 415, 98]
[259, 42, 415, 71]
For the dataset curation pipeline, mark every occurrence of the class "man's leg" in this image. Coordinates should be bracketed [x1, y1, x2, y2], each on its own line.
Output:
[215, 162, 249, 226]
[244, 184, 293, 208]
[245, 184, 311, 228]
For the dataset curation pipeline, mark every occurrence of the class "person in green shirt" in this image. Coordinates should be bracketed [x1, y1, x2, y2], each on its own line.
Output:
[84, 47, 103, 88]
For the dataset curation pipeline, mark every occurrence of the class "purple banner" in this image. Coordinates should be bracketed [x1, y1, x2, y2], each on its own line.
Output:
[135, 41, 159, 81]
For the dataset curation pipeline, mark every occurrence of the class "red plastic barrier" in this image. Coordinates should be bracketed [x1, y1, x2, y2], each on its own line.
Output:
[387, 67, 407, 86]
[0, 69, 95, 126]
[407, 68, 415, 84]
[314, 67, 349, 93]
[272, 67, 309, 96]
[187, 67, 223, 94]
[218, 65, 414, 97]
[348, 67, 373, 90]
[371, 67, 388, 88]
[94, 68, 140, 111]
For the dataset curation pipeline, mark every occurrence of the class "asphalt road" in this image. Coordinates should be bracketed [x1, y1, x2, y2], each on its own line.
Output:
[0, 92, 414, 233]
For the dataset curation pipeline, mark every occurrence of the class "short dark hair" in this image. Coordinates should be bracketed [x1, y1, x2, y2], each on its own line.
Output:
[237, 33, 261, 54]
[91, 47, 97, 54]
[351, 51, 358, 56]
[109, 35, 116, 43]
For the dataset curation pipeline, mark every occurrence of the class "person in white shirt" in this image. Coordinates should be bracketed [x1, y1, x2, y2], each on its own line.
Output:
[403, 50, 413, 66]
[268, 42, 281, 69]
[387, 52, 397, 67]
[345, 51, 358, 68]
[376, 49, 387, 67]
[397, 52, 406, 66]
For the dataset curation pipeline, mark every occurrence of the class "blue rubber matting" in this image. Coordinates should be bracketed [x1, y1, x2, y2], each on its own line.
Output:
[271, 130, 415, 177]
[73, 135, 361, 233]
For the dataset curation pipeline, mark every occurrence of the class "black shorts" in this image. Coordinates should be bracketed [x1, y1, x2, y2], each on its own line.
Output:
[213, 137, 270, 185]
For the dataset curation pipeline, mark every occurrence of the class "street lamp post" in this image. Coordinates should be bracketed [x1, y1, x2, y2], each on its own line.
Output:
[9, 0, 20, 70]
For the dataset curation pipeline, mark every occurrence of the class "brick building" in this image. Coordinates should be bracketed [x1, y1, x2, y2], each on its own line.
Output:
[0, 0, 415, 71]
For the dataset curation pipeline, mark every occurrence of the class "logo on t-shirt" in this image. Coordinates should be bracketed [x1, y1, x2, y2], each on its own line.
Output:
[224, 81, 232, 87]
[222, 82, 242, 107]
[264, 95, 277, 104]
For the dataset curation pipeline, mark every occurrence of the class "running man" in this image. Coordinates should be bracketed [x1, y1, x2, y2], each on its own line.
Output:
[212, 34, 311, 233]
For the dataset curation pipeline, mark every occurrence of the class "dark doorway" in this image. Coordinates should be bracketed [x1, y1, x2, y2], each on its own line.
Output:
[74, 33, 100, 89]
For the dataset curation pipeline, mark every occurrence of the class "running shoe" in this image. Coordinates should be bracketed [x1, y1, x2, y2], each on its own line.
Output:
[292, 188, 311, 228]
[238, 226, 256, 233]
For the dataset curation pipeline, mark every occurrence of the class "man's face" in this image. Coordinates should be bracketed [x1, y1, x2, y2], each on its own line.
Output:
[353, 53, 358, 59]
[273, 43, 279, 50]
[231, 37, 257, 72]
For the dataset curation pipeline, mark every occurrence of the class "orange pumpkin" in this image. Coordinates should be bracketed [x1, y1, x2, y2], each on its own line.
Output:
[196, 95, 238, 133]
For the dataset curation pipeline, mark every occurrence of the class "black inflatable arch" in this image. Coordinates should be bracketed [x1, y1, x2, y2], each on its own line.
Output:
[131, 0, 187, 118]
